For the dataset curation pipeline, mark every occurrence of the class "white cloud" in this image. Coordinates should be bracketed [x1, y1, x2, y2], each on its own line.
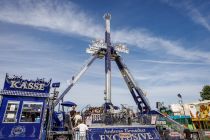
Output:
[0, 0, 210, 62]
[0, 33, 90, 89]
[162, 0, 210, 31]
[146, 84, 202, 108]
[130, 60, 210, 83]
[112, 30, 210, 61]
[137, 59, 210, 65]
[188, 7, 210, 31]
[0, 0, 103, 38]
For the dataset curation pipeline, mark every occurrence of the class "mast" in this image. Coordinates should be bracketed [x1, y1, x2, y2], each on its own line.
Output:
[104, 13, 112, 103]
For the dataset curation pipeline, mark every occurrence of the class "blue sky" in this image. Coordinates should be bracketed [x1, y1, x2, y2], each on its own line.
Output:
[0, 0, 210, 110]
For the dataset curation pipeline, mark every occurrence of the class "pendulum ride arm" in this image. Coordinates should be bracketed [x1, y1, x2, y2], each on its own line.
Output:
[115, 55, 151, 113]
[115, 54, 185, 131]
[54, 55, 98, 106]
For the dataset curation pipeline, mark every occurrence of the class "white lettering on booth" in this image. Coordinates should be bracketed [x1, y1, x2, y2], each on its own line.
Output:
[98, 132, 154, 140]
[10, 80, 45, 91]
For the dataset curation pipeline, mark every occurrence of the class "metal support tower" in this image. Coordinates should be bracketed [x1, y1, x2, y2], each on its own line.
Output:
[104, 13, 112, 103]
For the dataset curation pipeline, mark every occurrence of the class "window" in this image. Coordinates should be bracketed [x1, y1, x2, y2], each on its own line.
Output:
[20, 101, 43, 123]
[3, 101, 20, 123]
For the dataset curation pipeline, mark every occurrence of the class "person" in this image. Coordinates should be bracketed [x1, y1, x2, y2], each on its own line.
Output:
[31, 113, 35, 122]
[74, 120, 88, 140]
[163, 129, 170, 140]
[24, 113, 32, 122]
[85, 114, 92, 127]
[127, 109, 133, 125]
[70, 106, 77, 126]
[74, 112, 82, 126]
[183, 129, 192, 140]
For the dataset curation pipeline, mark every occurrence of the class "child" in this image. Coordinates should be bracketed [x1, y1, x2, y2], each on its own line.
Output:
[74, 120, 88, 140]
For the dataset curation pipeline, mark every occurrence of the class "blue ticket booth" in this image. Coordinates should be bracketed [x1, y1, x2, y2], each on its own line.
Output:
[0, 74, 51, 140]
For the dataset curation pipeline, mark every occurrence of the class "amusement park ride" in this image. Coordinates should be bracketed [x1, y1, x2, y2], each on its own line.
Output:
[55, 13, 150, 115]
[0, 14, 187, 140]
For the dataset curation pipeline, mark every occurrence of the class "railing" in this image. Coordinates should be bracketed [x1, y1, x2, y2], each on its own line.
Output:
[87, 112, 139, 126]
[87, 111, 191, 139]
[74, 130, 87, 140]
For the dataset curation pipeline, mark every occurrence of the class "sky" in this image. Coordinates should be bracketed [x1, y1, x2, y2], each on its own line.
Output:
[0, 0, 210, 110]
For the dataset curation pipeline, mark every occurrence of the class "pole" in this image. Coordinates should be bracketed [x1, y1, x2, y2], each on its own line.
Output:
[104, 13, 112, 103]
[47, 88, 57, 139]
[178, 94, 188, 126]
[47, 98, 53, 139]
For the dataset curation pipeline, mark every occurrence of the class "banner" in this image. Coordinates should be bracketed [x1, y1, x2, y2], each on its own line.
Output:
[188, 101, 210, 120]
[87, 126, 160, 140]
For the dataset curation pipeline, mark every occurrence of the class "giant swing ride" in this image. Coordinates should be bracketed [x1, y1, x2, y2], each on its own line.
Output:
[54, 13, 151, 114]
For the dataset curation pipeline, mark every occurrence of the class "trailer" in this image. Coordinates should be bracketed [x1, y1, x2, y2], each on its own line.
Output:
[0, 74, 50, 140]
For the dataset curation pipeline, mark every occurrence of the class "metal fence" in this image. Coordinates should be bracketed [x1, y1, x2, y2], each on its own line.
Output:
[74, 130, 87, 140]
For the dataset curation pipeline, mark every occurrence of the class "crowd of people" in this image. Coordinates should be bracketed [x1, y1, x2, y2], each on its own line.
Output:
[63, 105, 196, 140]
[69, 105, 137, 127]
[68, 106, 89, 140]
[83, 107, 103, 116]
[64, 105, 137, 140]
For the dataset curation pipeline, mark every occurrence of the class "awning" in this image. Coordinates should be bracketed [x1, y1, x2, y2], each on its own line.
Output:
[61, 101, 77, 107]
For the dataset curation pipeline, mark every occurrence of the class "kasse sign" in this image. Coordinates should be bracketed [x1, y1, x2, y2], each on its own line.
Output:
[3, 74, 51, 93]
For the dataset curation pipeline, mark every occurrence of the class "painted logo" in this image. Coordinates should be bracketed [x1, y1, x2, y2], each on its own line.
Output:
[10, 125, 26, 137]
[119, 133, 132, 139]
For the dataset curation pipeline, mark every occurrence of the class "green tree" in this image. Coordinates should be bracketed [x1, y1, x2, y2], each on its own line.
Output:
[200, 85, 210, 100]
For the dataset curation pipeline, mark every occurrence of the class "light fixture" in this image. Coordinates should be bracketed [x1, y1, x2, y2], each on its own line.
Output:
[114, 43, 129, 54]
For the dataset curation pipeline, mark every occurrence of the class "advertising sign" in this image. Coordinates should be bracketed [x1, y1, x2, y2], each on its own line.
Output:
[3, 74, 51, 93]
[87, 126, 160, 140]
[188, 101, 210, 120]
[91, 114, 103, 123]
